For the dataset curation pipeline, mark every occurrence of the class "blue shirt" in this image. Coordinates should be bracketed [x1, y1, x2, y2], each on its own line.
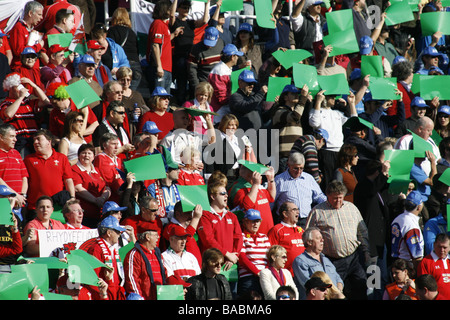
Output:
[410, 163, 431, 201]
[423, 213, 449, 255]
[274, 170, 327, 218]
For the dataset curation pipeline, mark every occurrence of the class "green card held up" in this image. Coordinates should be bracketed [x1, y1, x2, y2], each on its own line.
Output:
[177, 184, 211, 212]
[66, 252, 100, 286]
[26, 257, 69, 269]
[123, 154, 167, 181]
[0, 198, 13, 226]
[231, 66, 250, 94]
[47, 33, 73, 57]
[221, 263, 238, 282]
[369, 77, 400, 100]
[408, 129, 435, 157]
[385, 1, 414, 26]
[420, 11, 450, 36]
[411, 73, 421, 95]
[317, 73, 350, 95]
[388, 178, 412, 195]
[272, 49, 312, 69]
[361, 56, 384, 78]
[254, 0, 276, 29]
[293, 64, 320, 94]
[65, 79, 101, 109]
[431, 129, 443, 146]
[238, 159, 270, 174]
[220, 0, 243, 12]
[323, 29, 359, 57]
[266, 77, 292, 102]
[0, 272, 29, 300]
[119, 241, 135, 263]
[182, 107, 218, 117]
[325, 9, 354, 33]
[384, 149, 414, 182]
[439, 168, 450, 186]
[419, 75, 450, 100]
[68, 249, 110, 270]
[11, 263, 50, 293]
[157, 285, 184, 300]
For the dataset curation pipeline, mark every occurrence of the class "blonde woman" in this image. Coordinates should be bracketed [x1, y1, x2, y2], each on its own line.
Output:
[182, 82, 215, 134]
[259, 245, 298, 300]
[311, 271, 346, 300]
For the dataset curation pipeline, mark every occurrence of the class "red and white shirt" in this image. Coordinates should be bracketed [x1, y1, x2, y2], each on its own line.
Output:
[268, 222, 305, 271]
[417, 251, 450, 300]
[0, 147, 28, 194]
[162, 248, 201, 279]
[238, 231, 271, 278]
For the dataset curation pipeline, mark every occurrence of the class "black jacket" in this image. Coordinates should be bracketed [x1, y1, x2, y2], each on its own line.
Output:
[185, 273, 232, 300]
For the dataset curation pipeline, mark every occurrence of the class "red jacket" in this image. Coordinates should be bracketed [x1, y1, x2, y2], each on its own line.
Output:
[0, 230, 22, 258]
[8, 20, 43, 70]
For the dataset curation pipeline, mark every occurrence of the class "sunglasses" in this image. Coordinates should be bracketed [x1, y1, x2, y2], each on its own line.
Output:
[113, 110, 126, 115]
[316, 287, 328, 292]
[277, 295, 291, 300]
[438, 113, 449, 118]
[216, 191, 227, 196]
[147, 208, 159, 212]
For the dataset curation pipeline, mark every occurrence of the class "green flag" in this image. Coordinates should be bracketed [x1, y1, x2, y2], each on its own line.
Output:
[272, 49, 312, 69]
[369, 77, 400, 100]
[0, 198, 13, 226]
[254, 0, 276, 29]
[317, 73, 350, 95]
[65, 79, 101, 109]
[419, 75, 450, 100]
[292, 63, 320, 94]
[361, 55, 384, 78]
[157, 285, 185, 300]
[420, 11, 450, 36]
[385, 1, 415, 26]
[177, 184, 211, 212]
[266, 77, 292, 102]
[123, 154, 167, 181]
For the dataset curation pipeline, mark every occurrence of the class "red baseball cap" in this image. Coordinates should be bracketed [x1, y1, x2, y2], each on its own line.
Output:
[87, 40, 105, 50]
[48, 44, 68, 55]
[166, 275, 192, 288]
[169, 225, 191, 238]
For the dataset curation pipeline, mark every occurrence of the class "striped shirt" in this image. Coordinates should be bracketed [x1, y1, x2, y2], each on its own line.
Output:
[239, 231, 271, 278]
[162, 248, 201, 279]
[274, 170, 327, 218]
[0, 98, 38, 138]
[306, 201, 370, 259]
[272, 104, 304, 157]
[290, 135, 320, 183]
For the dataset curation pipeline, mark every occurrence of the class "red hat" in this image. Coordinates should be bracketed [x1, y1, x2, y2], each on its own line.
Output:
[48, 44, 68, 55]
[166, 275, 192, 288]
[169, 225, 191, 238]
[87, 40, 105, 50]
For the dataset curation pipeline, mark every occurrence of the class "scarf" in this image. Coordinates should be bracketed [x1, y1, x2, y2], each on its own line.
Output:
[96, 237, 124, 285]
[269, 266, 285, 287]
[93, 64, 110, 87]
[134, 242, 166, 286]
[154, 180, 180, 218]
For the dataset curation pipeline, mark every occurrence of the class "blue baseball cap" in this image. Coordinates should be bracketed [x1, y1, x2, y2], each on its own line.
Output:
[102, 201, 128, 214]
[238, 69, 257, 83]
[203, 27, 219, 47]
[21, 47, 37, 56]
[406, 190, 423, 207]
[244, 209, 261, 220]
[411, 96, 428, 108]
[98, 215, 126, 232]
[127, 293, 144, 300]
[282, 84, 300, 94]
[438, 105, 450, 115]
[222, 44, 244, 57]
[422, 46, 442, 57]
[359, 36, 373, 55]
[238, 23, 253, 33]
[151, 86, 172, 97]
[142, 121, 162, 134]
[314, 128, 329, 143]
[0, 185, 15, 197]
[392, 56, 407, 65]
[79, 54, 96, 65]
[349, 68, 361, 81]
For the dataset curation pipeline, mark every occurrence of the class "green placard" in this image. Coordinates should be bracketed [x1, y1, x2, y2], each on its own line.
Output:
[384, 149, 415, 182]
[123, 154, 167, 181]
[238, 159, 270, 174]
[272, 49, 312, 69]
[177, 185, 211, 212]
[385, 1, 415, 26]
[254, 0, 276, 29]
[439, 167, 450, 186]
[119, 241, 135, 262]
[231, 66, 250, 94]
[325, 9, 354, 33]
[65, 79, 101, 109]
[361, 55, 384, 78]
[68, 249, 110, 270]
[431, 129, 443, 146]
[317, 73, 350, 95]
[47, 33, 73, 58]
[66, 251, 101, 286]
[448, 204, 450, 232]
[411, 73, 421, 94]
[343, 116, 374, 130]
[0, 272, 29, 300]
[266, 77, 292, 102]
[420, 11, 450, 36]
[11, 263, 50, 294]
[369, 77, 400, 100]
[220, 0, 243, 12]
[408, 129, 435, 157]
[221, 263, 238, 282]
[292, 63, 320, 94]
[25, 257, 69, 269]
[156, 285, 184, 300]
[0, 198, 13, 226]
[419, 75, 450, 100]
[41, 292, 73, 300]
[182, 107, 218, 117]
[388, 178, 413, 195]
[323, 29, 359, 57]
[51, 203, 65, 224]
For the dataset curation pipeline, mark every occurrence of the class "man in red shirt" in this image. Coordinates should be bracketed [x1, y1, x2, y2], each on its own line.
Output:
[8, 1, 45, 69]
[0, 124, 28, 208]
[415, 274, 447, 300]
[417, 233, 450, 299]
[228, 162, 276, 234]
[268, 201, 305, 272]
[23, 129, 75, 216]
[122, 196, 163, 246]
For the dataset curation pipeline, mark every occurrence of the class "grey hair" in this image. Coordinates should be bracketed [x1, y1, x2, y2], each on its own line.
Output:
[137, 230, 157, 241]
[302, 227, 321, 247]
[326, 180, 348, 196]
[414, 116, 434, 131]
[3, 73, 21, 91]
[0, 123, 15, 137]
[24, 1, 43, 16]
[288, 152, 305, 165]
[140, 195, 158, 209]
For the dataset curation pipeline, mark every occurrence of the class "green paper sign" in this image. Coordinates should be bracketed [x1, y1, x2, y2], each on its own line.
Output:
[157, 285, 185, 300]
[123, 154, 167, 181]
[47, 33, 73, 58]
[0, 198, 13, 226]
[11, 263, 50, 293]
[182, 107, 218, 117]
[369, 77, 400, 100]
[361, 55, 384, 78]
[323, 29, 359, 57]
[26, 257, 68, 269]
[385, 1, 415, 26]
[411, 73, 421, 94]
[317, 73, 350, 95]
[272, 49, 312, 69]
[266, 77, 292, 102]
[68, 249, 111, 270]
[67, 252, 100, 286]
[238, 159, 270, 174]
[388, 178, 413, 195]
[431, 129, 443, 146]
[221, 263, 238, 282]
[41, 292, 73, 300]
[254, 0, 276, 29]
[420, 11, 450, 36]
[177, 185, 211, 212]
[231, 66, 250, 94]
[419, 75, 450, 100]
[439, 168, 450, 186]
[448, 204, 450, 232]
[119, 241, 135, 263]
[220, 0, 243, 12]
[293, 63, 320, 94]
[0, 272, 29, 300]
[51, 203, 65, 224]
[325, 9, 354, 33]
[65, 79, 101, 109]
[384, 149, 415, 182]
[408, 129, 435, 157]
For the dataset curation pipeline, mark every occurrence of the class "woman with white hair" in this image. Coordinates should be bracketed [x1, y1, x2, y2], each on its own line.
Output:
[0, 73, 49, 156]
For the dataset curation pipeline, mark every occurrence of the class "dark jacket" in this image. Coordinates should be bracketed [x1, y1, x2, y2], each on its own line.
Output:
[229, 88, 265, 131]
[293, 12, 326, 54]
[185, 273, 232, 300]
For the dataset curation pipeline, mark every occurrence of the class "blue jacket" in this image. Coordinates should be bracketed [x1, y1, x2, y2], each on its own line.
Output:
[423, 213, 449, 255]
[106, 37, 130, 70]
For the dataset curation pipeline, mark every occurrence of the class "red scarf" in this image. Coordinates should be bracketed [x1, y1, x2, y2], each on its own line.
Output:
[93, 65, 110, 87]
[269, 266, 285, 287]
